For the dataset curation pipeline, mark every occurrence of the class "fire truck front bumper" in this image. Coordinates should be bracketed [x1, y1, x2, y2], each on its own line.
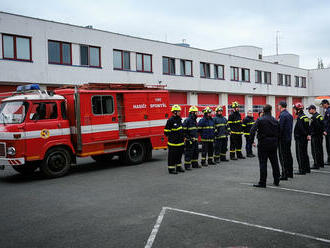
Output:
[0, 157, 25, 169]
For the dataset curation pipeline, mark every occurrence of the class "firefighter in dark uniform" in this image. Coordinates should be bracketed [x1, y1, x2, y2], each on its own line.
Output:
[321, 99, 330, 165]
[213, 106, 230, 163]
[242, 110, 255, 157]
[183, 106, 201, 169]
[228, 101, 245, 160]
[293, 103, 310, 175]
[164, 105, 185, 174]
[198, 107, 215, 166]
[250, 104, 280, 188]
[307, 105, 324, 169]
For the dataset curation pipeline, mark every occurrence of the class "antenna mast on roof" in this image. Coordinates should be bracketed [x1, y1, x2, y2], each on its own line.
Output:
[276, 31, 280, 55]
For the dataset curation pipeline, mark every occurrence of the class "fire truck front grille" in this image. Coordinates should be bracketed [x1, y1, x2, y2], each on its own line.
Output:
[0, 143, 6, 157]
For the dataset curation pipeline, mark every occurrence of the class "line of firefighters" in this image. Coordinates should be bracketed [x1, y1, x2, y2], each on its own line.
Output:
[164, 99, 330, 177]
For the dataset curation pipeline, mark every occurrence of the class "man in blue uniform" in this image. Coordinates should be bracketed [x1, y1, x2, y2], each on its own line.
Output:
[214, 106, 230, 163]
[321, 99, 330, 165]
[293, 103, 310, 175]
[164, 105, 185, 174]
[198, 107, 215, 166]
[183, 106, 201, 169]
[277, 101, 294, 180]
[228, 102, 245, 160]
[242, 110, 255, 157]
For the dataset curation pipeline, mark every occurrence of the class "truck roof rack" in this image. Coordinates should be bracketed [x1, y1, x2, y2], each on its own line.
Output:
[61, 83, 167, 90]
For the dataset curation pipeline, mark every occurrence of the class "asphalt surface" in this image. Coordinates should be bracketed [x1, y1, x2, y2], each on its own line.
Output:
[0, 143, 329, 248]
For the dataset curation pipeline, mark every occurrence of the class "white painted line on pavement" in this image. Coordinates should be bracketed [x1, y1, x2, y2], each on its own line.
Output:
[311, 170, 330, 174]
[240, 183, 330, 197]
[145, 207, 167, 248]
[145, 206, 330, 247]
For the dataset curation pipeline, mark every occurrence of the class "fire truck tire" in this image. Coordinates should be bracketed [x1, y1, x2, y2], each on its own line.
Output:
[40, 147, 71, 178]
[120, 141, 145, 165]
[91, 154, 114, 163]
[12, 162, 38, 175]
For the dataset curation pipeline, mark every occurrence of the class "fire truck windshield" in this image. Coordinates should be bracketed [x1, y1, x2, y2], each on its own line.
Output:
[0, 101, 29, 124]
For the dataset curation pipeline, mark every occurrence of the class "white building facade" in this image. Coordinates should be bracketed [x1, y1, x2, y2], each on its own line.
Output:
[0, 12, 328, 117]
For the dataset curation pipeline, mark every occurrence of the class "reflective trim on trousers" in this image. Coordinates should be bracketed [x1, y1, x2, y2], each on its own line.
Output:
[168, 142, 185, 146]
[168, 166, 176, 169]
[184, 161, 191, 165]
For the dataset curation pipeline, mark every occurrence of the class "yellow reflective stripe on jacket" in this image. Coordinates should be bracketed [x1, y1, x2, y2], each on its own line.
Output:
[231, 131, 243, 134]
[242, 124, 246, 127]
[215, 135, 227, 139]
[171, 126, 183, 131]
[228, 120, 241, 124]
[164, 129, 171, 132]
[201, 139, 214, 142]
[188, 127, 198, 130]
[215, 123, 226, 127]
[244, 133, 250, 135]
[200, 126, 214, 129]
[316, 115, 323, 120]
[246, 122, 255, 125]
[168, 142, 184, 146]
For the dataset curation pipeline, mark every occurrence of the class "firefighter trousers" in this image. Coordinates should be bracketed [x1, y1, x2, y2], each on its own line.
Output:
[214, 137, 228, 160]
[184, 140, 199, 168]
[168, 145, 184, 172]
[278, 140, 294, 178]
[230, 134, 243, 158]
[311, 135, 324, 168]
[201, 141, 214, 164]
[258, 148, 280, 185]
[245, 136, 253, 155]
[295, 137, 310, 174]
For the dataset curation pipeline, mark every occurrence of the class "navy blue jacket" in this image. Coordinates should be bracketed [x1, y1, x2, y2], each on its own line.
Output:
[182, 113, 198, 140]
[294, 111, 309, 139]
[198, 115, 215, 141]
[213, 114, 230, 138]
[324, 107, 330, 133]
[279, 109, 293, 142]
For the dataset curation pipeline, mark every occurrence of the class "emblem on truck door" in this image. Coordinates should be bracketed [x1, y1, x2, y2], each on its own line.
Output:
[40, 129, 50, 139]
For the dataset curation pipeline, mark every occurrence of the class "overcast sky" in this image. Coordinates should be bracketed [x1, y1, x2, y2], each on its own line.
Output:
[2, 0, 330, 69]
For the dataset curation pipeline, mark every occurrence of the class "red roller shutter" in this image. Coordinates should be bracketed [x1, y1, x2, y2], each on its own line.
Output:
[292, 97, 303, 119]
[252, 96, 266, 119]
[198, 93, 219, 105]
[275, 96, 286, 119]
[169, 92, 187, 105]
[228, 94, 245, 118]
[0, 85, 17, 93]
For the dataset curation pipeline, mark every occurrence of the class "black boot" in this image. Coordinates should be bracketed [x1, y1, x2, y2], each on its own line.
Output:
[177, 166, 185, 173]
[214, 158, 220, 164]
[220, 156, 229, 162]
[201, 161, 208, 167]
[237, 152, 246, 159]
[253, 183, 266, 188]
[184, 164, 192, 170]
[208, 160, 215, 165]
[168, 169, 178, 174]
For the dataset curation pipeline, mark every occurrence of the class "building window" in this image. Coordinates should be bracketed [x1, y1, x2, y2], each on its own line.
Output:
[80, 45, 101, 67]
[255, 70, 262, 83]
[113, 50, 130, 70]
[301, 77, 306, 88]
[163, 57, 175, 75]
[230, 67, 239, 81]
[48, 40, 72, 65]
[136, 53, 152, 72]
[241, 68, 250, 82]
[2, 34, 32, 61]
[285, 75, 291, 86]
[180, 59, 193, 76]
[264, 72, 271, 84]
[200, 62, 210, 78]
[294, 76, 300, 87]
[277, 73, 284, 86]
[92, 95, 114, 115]
[214, 64, 224, 79]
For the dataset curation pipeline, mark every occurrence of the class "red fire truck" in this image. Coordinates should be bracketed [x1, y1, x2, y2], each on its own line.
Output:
[0, 83, 169, 177]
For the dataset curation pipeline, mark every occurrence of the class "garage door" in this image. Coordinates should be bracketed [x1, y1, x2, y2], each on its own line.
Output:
[253, 96, 266, 119]
[292, 97, 303, 119]
[275, 96, 286, 119]
[228, 94, 245, 118]
[198, 93, 219, 105]
[169, 92, 187, 105]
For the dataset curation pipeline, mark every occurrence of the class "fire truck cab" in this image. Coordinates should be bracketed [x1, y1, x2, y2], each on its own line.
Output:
[0, 83, 169, 178]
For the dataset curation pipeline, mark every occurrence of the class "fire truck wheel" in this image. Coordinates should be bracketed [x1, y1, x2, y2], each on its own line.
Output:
[40, 147, 71, 178]
[91, 154, 114, 163]
[121, 141, 145, 165]
[12, 162, 38, 175]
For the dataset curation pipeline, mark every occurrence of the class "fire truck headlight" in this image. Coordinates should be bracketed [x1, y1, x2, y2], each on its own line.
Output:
[7, 147, 16, 156]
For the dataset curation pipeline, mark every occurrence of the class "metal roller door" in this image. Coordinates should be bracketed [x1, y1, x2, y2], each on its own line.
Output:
[198, 93, 219, 105]
[228, 94, 245, 118]
[252, 96, 266, 119]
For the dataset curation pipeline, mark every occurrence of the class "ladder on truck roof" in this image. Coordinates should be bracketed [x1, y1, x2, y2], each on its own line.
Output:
[62, 83, 167, 91]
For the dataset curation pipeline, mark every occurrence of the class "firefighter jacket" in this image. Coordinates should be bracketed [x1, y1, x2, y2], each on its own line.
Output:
[242, 116, 255, 136]
[279, 109, 293, 142]
[294, 111, 310, 139]
[198, 115, 215, 142]
[310, 112, 324, 136]
[228, 110, 243, 135]
[182, 113, 198, 141]
[250, 112, 279, 151]
[324, 107, 330, 133]
[213, 114, 230, 139]
[164, 115, 184, 146]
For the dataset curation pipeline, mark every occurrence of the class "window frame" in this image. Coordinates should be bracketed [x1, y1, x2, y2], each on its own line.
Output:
[264, 71, 271, 84]
[180, 59, 193, 77]
[294, 76, 300, 87]
[136, 53, 152, 72]
[91, 95, 115, 116]
[113, 49, 130, 70]
[162, 56, 176, 75]
[255, 70, 262, 83]
[214, 64, 225, 80]
[301, 77, 307, 88]
[277, 73, 284, 86]
[48, 40, 72, 65]
[2, 33, 32, 62]
[200, 62, 210, 78]
[79, 44, 101, 68]
[230, 66, 239, 81]
[285, 74, 291, 86]
[241, 68, 250, 82]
